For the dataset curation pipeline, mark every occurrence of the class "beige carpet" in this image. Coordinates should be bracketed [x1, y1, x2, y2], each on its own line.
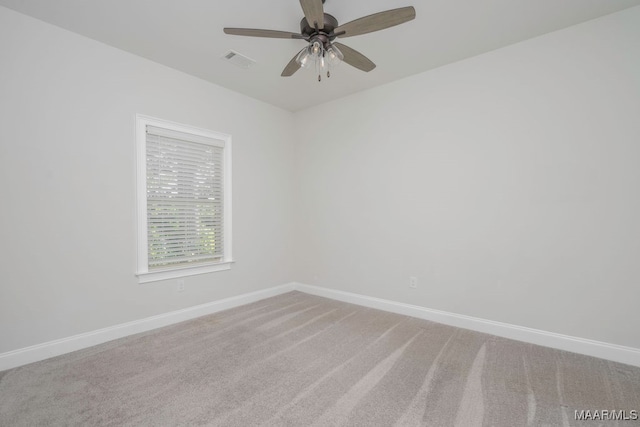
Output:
[1, 291, 639, 426]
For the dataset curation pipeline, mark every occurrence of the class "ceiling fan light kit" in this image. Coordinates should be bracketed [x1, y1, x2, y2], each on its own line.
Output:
[296, 39, 343, 81]
[223, 0, 416, 81]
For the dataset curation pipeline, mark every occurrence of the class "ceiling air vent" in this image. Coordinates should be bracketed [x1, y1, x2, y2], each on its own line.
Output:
[221, 50, 256, 69]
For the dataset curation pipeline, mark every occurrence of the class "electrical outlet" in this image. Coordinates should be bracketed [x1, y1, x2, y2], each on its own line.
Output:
[177, 279, 185, 292]
[409, 276, 417, 288]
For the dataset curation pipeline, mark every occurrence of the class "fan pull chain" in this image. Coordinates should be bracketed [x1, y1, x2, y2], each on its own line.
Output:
[318, 74, 321, 82]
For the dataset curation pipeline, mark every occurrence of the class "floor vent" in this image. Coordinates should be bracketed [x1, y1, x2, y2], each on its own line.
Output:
[221, 50, 256, 69]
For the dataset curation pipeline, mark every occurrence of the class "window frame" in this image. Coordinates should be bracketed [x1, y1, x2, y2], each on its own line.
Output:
[135, 114, 233, 283]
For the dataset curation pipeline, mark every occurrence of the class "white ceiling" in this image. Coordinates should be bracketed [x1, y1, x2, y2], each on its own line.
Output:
[2, 0, 639, 111]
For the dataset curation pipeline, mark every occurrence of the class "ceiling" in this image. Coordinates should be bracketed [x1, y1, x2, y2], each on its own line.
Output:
[2, 0, 639, 111]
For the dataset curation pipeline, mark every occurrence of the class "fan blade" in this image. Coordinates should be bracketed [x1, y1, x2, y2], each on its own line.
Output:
[224, 28, 305, 39]
[299, 0, 325, 29]
[333, 42, 376, 72]
[281, 51, 303, 77]
[334, 6, 416, 38]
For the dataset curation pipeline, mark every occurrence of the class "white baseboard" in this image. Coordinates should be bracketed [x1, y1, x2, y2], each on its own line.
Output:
[3, 282, 639, 371]
[291, 283, 640, 367]
[0, 283, 295, 371]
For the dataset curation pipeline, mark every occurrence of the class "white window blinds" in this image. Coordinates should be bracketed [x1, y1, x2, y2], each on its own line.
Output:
[145, 125, 225, 269]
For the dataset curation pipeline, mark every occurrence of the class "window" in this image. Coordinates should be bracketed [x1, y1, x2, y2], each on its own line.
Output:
[136, 115, 232, 283]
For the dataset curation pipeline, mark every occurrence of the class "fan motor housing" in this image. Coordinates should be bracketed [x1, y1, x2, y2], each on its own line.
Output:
[300, 13, 338, 38]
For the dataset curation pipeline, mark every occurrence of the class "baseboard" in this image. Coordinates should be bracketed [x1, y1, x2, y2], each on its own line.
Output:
[291, 283, 640, 367]
[0, 283, 296, 371]
[4, 282, 639, 371]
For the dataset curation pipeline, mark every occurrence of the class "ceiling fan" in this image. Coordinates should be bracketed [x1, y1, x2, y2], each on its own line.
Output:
[223, 0, 416, 81]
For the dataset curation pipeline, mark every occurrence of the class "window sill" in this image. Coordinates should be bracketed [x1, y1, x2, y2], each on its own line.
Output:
[137, 260, 234, 284]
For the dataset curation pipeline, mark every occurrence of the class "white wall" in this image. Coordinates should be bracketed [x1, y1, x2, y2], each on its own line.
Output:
[294, 7, 640, 349]
[0, 7, 295, 353]
[1, 4, 639, 357]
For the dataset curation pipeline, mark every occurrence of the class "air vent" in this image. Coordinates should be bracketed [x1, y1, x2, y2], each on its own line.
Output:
[221, 50, 256, 69]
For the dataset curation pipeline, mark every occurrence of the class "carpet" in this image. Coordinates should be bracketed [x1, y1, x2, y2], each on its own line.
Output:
[1, 291, 639, 426]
